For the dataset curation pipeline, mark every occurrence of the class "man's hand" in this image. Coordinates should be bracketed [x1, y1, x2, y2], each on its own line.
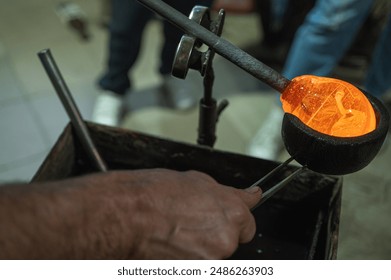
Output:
[0, 169, 262, 259]
[120, 169, 261, 259]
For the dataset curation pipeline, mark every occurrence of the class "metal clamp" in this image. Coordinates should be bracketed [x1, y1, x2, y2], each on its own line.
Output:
[172, 6, 228, 147]
[172, 6, 224, 79]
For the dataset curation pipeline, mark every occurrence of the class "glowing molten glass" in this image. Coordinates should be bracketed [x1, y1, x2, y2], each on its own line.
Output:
[281, 75, 376, 137]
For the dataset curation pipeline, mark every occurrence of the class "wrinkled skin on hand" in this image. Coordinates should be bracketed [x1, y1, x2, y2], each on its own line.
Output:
[123, 169, 262, 259]
[0, 169, 261, 260]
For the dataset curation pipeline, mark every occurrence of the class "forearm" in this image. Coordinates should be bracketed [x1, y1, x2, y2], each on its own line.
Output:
[0, 169, 261, 260]
[0, 173, 141, 259]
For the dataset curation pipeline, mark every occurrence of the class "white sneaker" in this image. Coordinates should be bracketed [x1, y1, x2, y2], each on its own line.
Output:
[91, 91, 124, 126]
[247, 107, 284, 161]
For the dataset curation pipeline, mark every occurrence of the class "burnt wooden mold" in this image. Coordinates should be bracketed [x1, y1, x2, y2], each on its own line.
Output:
[32, 122, 342, 259]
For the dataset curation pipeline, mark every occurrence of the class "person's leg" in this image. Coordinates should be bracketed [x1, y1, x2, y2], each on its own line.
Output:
[93, 0, 154, 126]
[98, 0, 153, 95]
[283, 0, 373, 79]
[364, 14, 391, 98]
[241, 0, 290, 65]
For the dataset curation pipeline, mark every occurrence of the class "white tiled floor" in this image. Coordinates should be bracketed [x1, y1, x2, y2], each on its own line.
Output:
[0, 0, 106, 182]
[0, 0, 390, 259]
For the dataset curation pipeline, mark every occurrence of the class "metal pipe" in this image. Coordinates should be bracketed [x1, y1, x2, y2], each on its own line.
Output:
[136, 0, 291, 93]
[38, 48, 108, 172]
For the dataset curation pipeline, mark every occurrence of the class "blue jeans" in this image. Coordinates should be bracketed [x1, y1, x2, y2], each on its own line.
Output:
[98, 0, 211, 95]
[364, 14, 391, 98]
[282, 0, 373, 79]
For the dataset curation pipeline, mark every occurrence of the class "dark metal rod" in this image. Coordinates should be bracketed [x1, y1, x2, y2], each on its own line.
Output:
[136, 0, 291, 93]
[249, 156, 295, 188]
[251, 166, 306, 211]
[38, 48, 108, 172]
[261, 166, 306, 202]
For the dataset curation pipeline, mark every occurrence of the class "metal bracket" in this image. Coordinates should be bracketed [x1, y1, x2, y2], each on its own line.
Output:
[172, 6, 223, 79]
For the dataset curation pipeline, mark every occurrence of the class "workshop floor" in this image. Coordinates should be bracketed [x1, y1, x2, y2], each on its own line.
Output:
[0, 0, 390, 259]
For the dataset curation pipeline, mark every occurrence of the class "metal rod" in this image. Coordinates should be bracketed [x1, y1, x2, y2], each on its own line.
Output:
[38, 48, 108, 172]
[261, 166, 306, 202]
[136, 0, 291, 93]
[249, 156, 295, 188]
[251, 166, 307, 211]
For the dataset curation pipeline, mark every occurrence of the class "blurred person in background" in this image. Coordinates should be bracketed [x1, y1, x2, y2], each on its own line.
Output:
[247, 0, 391, 160]
[244, 0, 314, 67]
[92, 0, 212, 126]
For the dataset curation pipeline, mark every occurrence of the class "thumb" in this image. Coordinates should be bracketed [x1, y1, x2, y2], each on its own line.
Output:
[236, 186, 263, 209]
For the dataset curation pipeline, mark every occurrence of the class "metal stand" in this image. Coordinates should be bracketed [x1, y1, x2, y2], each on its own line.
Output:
[172, 6, 228, 147]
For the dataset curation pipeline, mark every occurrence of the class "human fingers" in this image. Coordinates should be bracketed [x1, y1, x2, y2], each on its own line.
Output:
[223, 186, 262, 244]
[235, 186, 263, 210]
[181, 173, 261, 245]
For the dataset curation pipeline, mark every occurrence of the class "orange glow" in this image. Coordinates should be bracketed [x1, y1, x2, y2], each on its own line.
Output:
[281, 75, 376, 137]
